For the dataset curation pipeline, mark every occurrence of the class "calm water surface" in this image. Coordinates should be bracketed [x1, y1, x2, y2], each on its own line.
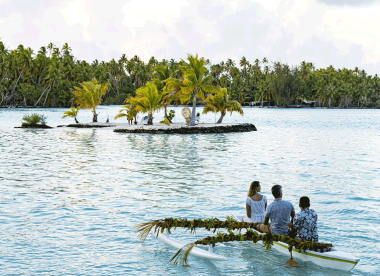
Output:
[0, 106, 379, 275]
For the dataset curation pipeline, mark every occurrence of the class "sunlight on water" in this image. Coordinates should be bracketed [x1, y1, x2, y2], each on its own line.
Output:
[0, 106, 379, 275]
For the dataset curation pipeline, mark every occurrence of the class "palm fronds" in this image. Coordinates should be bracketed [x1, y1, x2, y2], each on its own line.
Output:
[135, 220, 164, 243]
[169, 243, 195, 266]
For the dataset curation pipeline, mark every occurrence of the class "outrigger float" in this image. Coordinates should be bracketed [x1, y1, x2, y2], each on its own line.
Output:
[136, 215, 360, 272]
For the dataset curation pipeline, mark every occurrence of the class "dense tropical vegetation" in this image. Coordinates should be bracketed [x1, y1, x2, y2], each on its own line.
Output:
[1, 41, 380, 109]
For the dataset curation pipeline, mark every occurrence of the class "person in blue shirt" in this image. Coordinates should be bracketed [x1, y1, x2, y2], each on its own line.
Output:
[259, 185, 295, 235]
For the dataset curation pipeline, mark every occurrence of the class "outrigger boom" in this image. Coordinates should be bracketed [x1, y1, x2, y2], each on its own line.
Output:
[153, 214, 359, 271]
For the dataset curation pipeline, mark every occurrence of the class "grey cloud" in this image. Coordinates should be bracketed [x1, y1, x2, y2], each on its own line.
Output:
[133, 0, 380, 74]
[272, 35, 365, 70]
[1, 0, 379, 74]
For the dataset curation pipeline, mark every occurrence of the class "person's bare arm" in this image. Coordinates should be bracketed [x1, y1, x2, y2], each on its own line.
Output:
[265, 202, 267, 210]
[290, 211, 295, 224]
[246, 204, 251, 218]
[259, 216, 270, 233]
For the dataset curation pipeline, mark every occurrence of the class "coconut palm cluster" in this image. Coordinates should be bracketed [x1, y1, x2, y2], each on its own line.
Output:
[1, 41, 379, 110]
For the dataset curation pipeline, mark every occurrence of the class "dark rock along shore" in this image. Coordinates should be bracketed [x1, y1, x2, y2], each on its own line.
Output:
[15, 123, 53, 129]
[63, 124, 115, 128]
[114, 123, 257, 134]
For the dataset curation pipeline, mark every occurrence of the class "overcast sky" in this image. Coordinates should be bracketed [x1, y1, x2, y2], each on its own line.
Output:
[1, 0, 380, 74]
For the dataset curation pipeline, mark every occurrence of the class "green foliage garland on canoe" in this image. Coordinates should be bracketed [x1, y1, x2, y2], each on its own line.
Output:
[136, 216, 258, 242]
[136, 216, 333, 266]
[169, 229, 333, 265]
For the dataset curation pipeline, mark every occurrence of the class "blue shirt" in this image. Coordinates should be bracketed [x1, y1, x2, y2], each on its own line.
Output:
[265, 198, 295, 236]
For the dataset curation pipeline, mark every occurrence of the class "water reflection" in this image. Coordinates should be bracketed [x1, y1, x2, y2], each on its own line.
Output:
[0, 107, 379, 275]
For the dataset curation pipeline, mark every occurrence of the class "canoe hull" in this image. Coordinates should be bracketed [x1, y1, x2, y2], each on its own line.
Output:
[234, 215, 359, 271]
[155, 231, 227, 261]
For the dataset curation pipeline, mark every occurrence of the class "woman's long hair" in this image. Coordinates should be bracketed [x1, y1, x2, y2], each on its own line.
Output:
[247, 181, 260, 197]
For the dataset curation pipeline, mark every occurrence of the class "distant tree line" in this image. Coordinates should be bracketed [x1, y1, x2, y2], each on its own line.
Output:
[1, 41, 379, 108]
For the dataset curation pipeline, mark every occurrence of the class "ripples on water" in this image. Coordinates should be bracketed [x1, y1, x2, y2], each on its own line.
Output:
[0, 106, 379, 275]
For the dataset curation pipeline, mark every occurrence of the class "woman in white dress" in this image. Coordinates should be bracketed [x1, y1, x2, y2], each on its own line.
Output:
[243, 181, 267, 223]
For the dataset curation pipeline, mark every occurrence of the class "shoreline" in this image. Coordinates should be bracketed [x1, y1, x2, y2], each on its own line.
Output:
[114, 123, 257, 134]
[58, 122, 257, 134]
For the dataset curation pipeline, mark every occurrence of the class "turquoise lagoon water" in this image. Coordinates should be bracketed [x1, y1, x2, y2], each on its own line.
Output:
[0, 106, 379, 275]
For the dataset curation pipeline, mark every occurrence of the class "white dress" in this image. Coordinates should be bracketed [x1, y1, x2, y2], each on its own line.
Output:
[243, 195, 267, 223]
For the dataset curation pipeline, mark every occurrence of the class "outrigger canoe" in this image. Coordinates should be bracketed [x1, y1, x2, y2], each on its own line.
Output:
[154, 214, 360, 271]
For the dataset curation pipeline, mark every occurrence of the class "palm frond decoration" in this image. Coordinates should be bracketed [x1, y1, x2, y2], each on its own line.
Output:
[135, 217, 260, 243]
[170, 243, 195, 266]
[135, 220, 163, 243]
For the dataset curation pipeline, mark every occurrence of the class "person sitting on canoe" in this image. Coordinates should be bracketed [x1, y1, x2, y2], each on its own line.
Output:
[243, 181, 267, 223]
[259, 185, 295, 235]
[288, 196, 319, 242]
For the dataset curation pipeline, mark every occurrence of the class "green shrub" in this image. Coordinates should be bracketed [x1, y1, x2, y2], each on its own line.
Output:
[22, 113, 47, 125]
[160, 110, 176, 125]
[168, 110, 175, 121]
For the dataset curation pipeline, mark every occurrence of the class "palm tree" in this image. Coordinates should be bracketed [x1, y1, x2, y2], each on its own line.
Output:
[253, 59, 261, 93]
[106, 58, 122, 97]
[128, 82, 162, 125]
[47, 42, 55, 57]
[73, 79, 110, 122]
[226, 59, 235, 72]
[42, 59, 64, 106]
[118, 54, 128, 66]
[62, 106, 81, 123]
[176, 54, 221, 126]
[114, 104, 139, 124]
[153, 64, 177, 121]
[239, 56, 249, 79]
[203, 88, 243, 123]
[61, 43, 72, 56]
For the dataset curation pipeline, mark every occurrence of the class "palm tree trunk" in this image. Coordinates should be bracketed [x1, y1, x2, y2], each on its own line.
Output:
[189, 93, 197, 126]
[164, 104, 168, 119]
[147, 114, 153, 125]
[93, 112, 98, 122]
[216, 112, 225, 124]
[0, 68, 9, 87]
[43, 85, 53, 106]
[115, 77, 120, 97]
[75, 117, 79, 124]
[35, 85, 51, 106]
[8, 70, 24, 105]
